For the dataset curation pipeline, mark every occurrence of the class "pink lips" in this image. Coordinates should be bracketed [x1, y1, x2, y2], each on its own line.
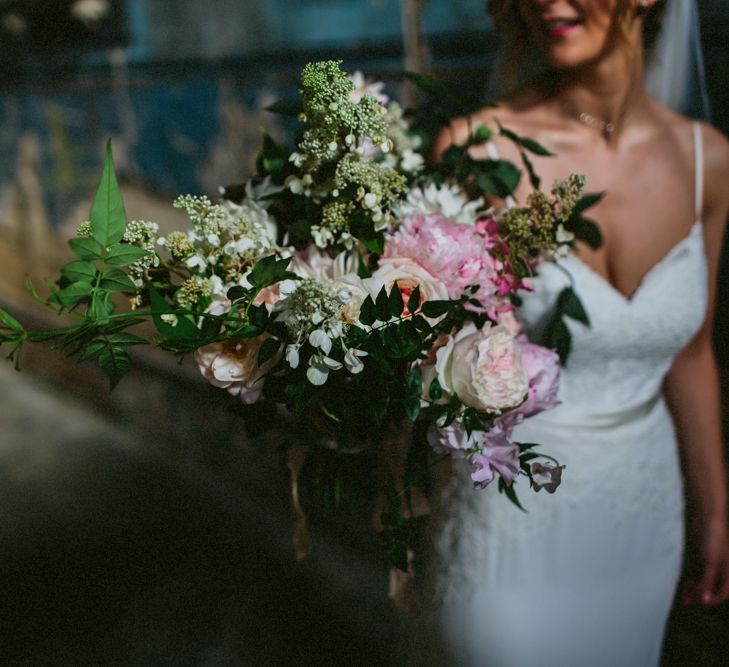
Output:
[544, 18, 582, 39]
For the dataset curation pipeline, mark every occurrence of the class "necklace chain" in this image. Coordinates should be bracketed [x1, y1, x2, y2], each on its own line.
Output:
[577, 112, 616, 138]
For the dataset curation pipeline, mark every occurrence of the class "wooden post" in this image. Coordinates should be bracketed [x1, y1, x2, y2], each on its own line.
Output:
[400, 0, 427, 108]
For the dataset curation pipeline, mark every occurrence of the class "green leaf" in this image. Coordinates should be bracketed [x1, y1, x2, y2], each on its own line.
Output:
[559, 287, 590, 326]
[99, 268, 136, 292]
[429, 377, 443, 401]
[108, 333, 148, 346]
[360, 233, 385, 255]
[499, 124, 554, 156]
[411, 315, 431, 333]
[572, 192, 605, 215]
[89, 291, 115, 322]
[97, 344, 130, 390]
[54, 281, 93, 309]
[265, 99, 304, 116]
[400, 320, 423, 356]
[90, 140, 127, 248]
[359, 295, 376, 326]
[61, 260, 97, 283]
[440, 144, 466, 173]
[357, 252, 371, 279]
[388, 284, 404, 318]
[407, 368, 422, 395]
[256, 131, 289, 176]
[422, 299, 458, 318]
[543, 316, 571, 366]
[235, 325, 264, 339]
[148, 286, 200, 341]
[404, 397, 420, 422]
[0, 308, 24, 333]
[521, 150, 541, 190]
[407, 285, 421, 317]
[349, 216, 385, 254]
[572, 217, 603, 249]
[78, 339, 106, 362]
[498, 477, 526, 512]
[105, 244, 151, 266]
[475, 160, 522, 198]
[248, 254, 296, 291]
[250, 303, 270, 329]
[257, 337, 280, 367]
[375, 287, 391, 322]
[68, 237, 104, 261]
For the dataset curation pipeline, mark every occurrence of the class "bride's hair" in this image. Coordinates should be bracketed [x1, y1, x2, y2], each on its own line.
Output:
[487, 0, 666, 90]
[484, 0, 710, 119]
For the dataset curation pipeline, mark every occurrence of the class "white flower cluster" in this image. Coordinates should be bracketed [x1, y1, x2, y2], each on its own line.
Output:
[273, 275, 369, 385]
[283, 64, 408, 250]
[395, 183, 486, 226]
[381, 101, 424, 174]
[122, 220, 161, 287]
[157, 184, 283, 308]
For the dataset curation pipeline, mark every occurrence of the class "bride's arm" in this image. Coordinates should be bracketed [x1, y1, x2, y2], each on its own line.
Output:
[664, 123, 729, 607]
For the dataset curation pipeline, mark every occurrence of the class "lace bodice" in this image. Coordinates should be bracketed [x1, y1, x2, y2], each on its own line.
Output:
[521, 219, 707, 428]
[521, 121, 708, 427]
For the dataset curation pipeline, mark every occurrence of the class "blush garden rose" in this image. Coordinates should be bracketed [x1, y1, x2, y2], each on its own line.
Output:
[435, 322, 529, 414]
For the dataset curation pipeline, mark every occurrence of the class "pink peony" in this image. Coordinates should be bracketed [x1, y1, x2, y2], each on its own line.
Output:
[517, 339, 560, 418]
[384, 213, 509, 316]
[195, 335, 279, 405]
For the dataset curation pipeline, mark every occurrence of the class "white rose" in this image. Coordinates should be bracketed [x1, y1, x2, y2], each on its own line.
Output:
[365, 257, 449, 320]
[327, 273, 369, 324]
[435, 322, 528, 413]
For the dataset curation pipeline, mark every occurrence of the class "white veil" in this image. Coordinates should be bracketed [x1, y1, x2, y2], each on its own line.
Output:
[486, 0, 711, 120]
[645, 0, 711, 119]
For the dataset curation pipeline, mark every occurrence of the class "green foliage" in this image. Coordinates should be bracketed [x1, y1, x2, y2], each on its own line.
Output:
[247, 254, 297, 291]
[90, 140, 128, 248]
[498, 476, 526, 512]
[542, 287, 590, 365]
[567, 192, 605, 249]
[499, 125, 555, 157]
[105, 244, 151, 266]
[256, 131, 289, 176]
[68, 237, 104, 261]
[148, 287, 200, 342]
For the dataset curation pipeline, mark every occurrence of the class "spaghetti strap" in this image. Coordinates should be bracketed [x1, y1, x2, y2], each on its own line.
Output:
[484, 141, 517, 209]
[693, 122, 704, 221]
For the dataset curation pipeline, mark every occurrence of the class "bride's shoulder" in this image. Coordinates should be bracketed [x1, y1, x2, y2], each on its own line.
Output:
[432, 89, 546, 161]
[700, 122, 729, 224]
[669, 110, 729, 221]
[651, 105, 729, 227]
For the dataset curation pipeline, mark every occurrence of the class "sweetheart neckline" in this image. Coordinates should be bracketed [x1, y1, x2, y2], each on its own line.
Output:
[563, 220, 704, 304]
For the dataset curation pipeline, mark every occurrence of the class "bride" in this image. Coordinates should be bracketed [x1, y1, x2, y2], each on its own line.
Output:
[417, 1, 729, 664]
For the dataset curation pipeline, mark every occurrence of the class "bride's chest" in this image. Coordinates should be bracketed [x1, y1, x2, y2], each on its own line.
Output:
[509, 140, 699, 299]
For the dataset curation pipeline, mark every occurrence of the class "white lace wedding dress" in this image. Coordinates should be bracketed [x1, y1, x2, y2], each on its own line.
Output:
[416, 123, 708, 666]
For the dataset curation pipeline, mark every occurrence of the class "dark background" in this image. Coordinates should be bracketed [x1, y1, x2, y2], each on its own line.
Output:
[0, 1, 727, 665]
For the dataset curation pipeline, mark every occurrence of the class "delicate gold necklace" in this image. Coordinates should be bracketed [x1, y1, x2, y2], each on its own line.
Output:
[577, 111, 616, 139]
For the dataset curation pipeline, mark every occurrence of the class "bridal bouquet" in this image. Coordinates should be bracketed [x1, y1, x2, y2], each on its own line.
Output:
[0, 62, 597, 568]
